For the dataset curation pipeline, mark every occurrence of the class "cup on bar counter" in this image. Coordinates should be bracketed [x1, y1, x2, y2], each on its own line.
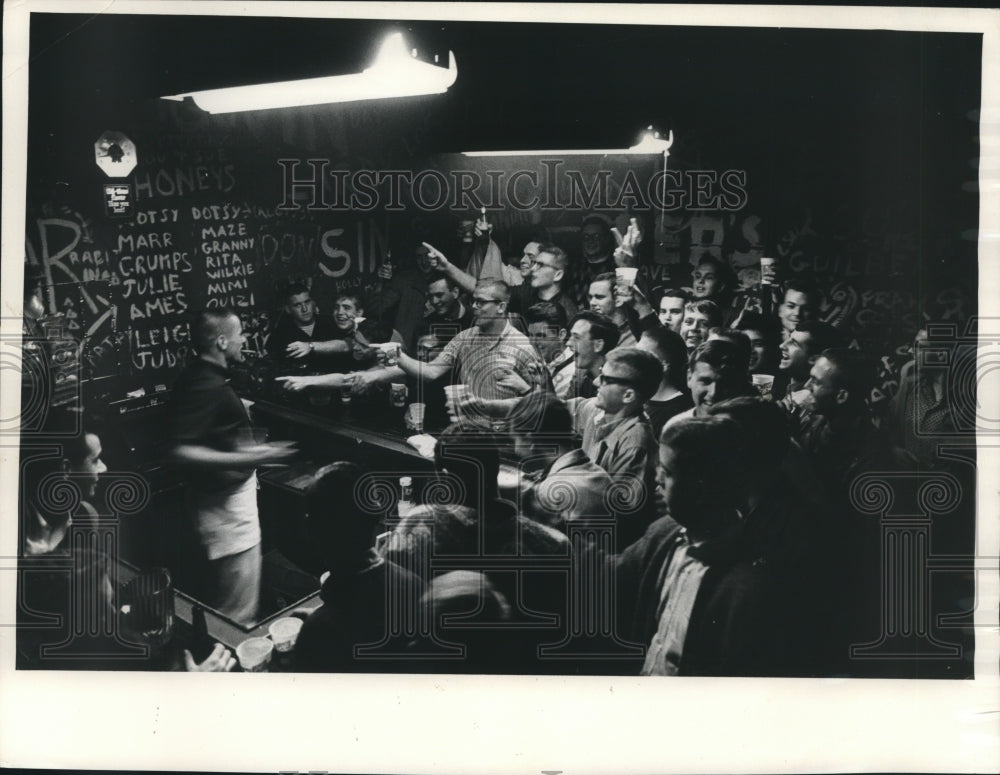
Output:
[235, 636, 274, 672]
[390, 382, 408, 408]
[404, 402, 426, 432]
[268, 617, 303, 653]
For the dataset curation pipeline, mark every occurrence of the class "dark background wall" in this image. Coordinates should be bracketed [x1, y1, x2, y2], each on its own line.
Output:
[22, 13, 981, 402]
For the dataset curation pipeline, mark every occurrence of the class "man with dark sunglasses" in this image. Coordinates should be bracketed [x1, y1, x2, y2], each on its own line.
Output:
[566, 347, 663, 549]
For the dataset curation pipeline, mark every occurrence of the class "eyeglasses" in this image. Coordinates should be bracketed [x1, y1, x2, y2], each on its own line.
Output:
[596, 373, 636, 387]
[471, 297, 502, 307]
[531, 260, 557, 270]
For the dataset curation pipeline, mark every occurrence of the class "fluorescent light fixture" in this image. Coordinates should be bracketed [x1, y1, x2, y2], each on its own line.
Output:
[162, 32, 457, 114]
[463, 127, 673, 157]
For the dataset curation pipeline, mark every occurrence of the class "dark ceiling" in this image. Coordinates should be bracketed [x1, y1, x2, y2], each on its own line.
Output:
[27, 12, 982, 156]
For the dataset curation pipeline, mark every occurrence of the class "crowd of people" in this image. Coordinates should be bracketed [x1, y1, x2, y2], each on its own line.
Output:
[264, 212, 972, 676]
[18, 211, 974, 676]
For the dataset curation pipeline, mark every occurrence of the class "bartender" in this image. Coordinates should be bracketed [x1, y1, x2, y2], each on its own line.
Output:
[267, 282, 352, 372]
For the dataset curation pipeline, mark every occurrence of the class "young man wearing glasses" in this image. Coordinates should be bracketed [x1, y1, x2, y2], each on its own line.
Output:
[429, 240, 577, 326]
[353, 280, 545, 420]
[566, 347, 663, 549]
[506, 243, 578, 323]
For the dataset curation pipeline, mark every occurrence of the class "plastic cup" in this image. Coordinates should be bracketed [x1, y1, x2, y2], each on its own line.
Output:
[390, 382, 408, 408]
[615, 267, 638, 289]
[268, 617, 303, 653]
[379, 342, 402, 367]
[236, 636, 274, 672]
[340, 375, 356, 406]
[443, 384, 468, 407]
[759, 257, 776, 285]
[405, 402, 426, 432]
[443, 384, 470, 422]
[752, 373, 775, 400]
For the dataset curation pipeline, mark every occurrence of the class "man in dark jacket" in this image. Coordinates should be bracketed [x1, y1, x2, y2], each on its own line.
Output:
[614, 416, 787, 676]
[293, 462, 425, 673]
[266, 282, 351, 372]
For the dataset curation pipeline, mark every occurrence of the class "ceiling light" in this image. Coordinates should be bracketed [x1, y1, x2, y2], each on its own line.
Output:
[161, 32, 457, 114]
[463, 128, 673, 157]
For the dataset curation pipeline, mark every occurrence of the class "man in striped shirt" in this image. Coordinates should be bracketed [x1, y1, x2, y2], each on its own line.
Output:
[354, 280, 545, 419]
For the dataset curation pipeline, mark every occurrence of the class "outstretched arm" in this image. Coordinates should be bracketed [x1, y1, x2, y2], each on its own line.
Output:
[283, 339, 351, 359]
[394, 350, 452, 382]
[167, 440, 296, 468]
[275, 373, 348, 391]
[423, 242, 477, 296]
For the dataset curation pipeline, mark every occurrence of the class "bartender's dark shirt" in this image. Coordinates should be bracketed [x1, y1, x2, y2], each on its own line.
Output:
[167, 358, 252, 492]
[267, 314, 351, 372]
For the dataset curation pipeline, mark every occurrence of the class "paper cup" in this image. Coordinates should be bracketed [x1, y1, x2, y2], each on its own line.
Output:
[443, 384, 468, 404]
[615, 267, 638, 288]
[236, 636, 274, 672]
[379, 342, 402, 366]
[268, 617, 303, 653]
[405, 402, 426, 432]
[759, 257, 775, 285]
[752, 373, 775, 400]
[390, 382, 408, 408]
